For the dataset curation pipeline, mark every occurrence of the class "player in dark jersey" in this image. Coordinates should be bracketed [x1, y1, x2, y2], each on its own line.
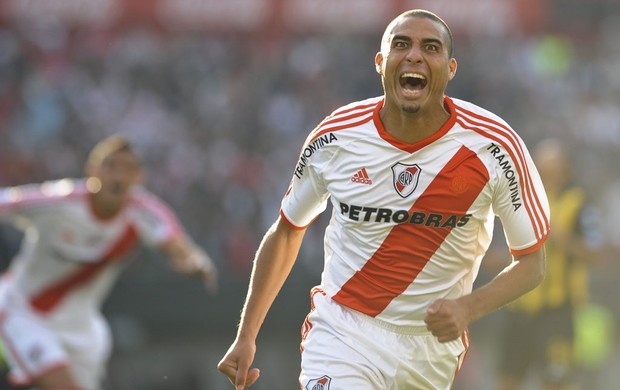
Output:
[497, 138, 604, 390]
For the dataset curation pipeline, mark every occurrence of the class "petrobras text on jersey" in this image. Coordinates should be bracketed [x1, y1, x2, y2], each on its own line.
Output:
[339, 201, 471, 228]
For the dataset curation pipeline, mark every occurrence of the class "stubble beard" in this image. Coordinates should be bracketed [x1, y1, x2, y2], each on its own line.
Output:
[401, 103, 421, 114]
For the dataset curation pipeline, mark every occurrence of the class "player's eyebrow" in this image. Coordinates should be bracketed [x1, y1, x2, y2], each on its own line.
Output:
[421, 38, 443, 48]
[392, 35, 444, 48]
[392, 35, 411, 42]
[392, 34, 412, 43]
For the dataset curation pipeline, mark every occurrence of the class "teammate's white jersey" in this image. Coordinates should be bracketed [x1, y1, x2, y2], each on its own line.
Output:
[0, 178, 183, 326]
[281, 96, 550, 327]
[0, 178, 183, 388]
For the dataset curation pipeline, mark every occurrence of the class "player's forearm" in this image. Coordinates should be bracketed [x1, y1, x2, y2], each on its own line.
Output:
[459, 246, 546, 324]
[163, 236, 215, 273]
[236, 218, 306, 341]
[161, 234, 196, 266]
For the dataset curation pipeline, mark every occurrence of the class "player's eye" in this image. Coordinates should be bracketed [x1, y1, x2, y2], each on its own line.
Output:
[393, 41, 408, 49]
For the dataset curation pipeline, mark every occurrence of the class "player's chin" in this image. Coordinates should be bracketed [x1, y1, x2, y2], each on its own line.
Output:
[107, 184, 131, 197]
[105, 191, 129, 201]
[396, 94, 422, 113]
[400, 103, 421, 114]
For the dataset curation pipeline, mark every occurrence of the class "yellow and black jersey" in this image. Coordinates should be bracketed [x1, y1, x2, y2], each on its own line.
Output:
[510, 186, 602, 315]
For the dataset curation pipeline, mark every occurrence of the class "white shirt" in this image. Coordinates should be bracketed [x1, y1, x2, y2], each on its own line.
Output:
[0, 178, 182, 329]
[281, 96, 550, 327]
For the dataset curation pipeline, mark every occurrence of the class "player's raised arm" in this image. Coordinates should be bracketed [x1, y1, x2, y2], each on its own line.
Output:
[218, 216, 307, 389]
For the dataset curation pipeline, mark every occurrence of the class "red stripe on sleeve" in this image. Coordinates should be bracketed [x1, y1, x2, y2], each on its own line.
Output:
[303, 100, 379, 146]
[454, 105, 549, 239]
[309, 114, 374, 144]
[333, 146, 489, 316]
[30, 225, 139, 313]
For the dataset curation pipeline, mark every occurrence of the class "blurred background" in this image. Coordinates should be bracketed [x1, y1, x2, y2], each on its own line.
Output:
[0, 0, 619, 389]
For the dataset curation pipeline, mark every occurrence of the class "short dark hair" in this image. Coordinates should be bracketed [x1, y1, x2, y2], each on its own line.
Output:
[382, 9, 454, 58]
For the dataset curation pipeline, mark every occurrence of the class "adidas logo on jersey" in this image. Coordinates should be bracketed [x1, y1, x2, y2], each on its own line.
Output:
[351, 168, 373, 185]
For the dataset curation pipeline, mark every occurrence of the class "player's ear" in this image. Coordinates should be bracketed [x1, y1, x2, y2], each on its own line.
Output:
[448, 57, 457, 80]
[375, 52, 383, 75]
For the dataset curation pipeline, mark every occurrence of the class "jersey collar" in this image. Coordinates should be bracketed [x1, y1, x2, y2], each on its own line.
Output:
[373, 95, 457, 153]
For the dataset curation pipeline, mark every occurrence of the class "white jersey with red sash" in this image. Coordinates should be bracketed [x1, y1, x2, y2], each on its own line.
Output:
[0, 178, 182, 320]
[0, 178, 182, 388]
[281, 96, 550, 327]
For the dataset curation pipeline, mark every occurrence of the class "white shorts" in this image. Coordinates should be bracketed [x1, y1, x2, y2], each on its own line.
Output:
[299, 288, 470, 390]
[0, 308, 111, 390]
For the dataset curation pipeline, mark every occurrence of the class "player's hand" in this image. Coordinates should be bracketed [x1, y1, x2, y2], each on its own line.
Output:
[193, 251, 219, 294]
[172, 249, 219, 294]
[217, 338, 261, 389]
[424, 298, 470, 343]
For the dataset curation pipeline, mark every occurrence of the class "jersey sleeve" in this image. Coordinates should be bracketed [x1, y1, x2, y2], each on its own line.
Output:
[0, 180, 74, 223]
[129, 189, 185, 247]
[280, 135, 331, 229]
[491, 141, 550, 256]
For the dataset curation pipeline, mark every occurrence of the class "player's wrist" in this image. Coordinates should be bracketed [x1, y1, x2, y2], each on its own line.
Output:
[236, 328, 259, 343]
[456, 295, 478, 325]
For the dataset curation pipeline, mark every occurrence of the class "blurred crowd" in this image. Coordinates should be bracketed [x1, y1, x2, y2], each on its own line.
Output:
[1, 1, 619, 388]
[0, 23, 384, 280]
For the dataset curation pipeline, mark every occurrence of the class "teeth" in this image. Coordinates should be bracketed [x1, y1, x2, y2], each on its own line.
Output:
[401, 73, 426, 80]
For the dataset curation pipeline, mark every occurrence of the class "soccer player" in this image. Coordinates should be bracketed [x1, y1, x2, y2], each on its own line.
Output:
[0, 134, 218, 390]
[218, 9, 549, 389]
[496, 138, 604, 390]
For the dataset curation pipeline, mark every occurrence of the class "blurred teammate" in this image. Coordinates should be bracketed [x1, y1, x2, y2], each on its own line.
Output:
[218, 9, 549, 390]
[497, 138, 603, 390]
[0, 134, 218, 390]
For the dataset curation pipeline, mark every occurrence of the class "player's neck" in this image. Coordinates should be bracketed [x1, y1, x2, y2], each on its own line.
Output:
[380, 102, 450, 144]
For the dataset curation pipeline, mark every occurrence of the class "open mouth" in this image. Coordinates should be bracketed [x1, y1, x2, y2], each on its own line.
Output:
[399, 73, 427, 92]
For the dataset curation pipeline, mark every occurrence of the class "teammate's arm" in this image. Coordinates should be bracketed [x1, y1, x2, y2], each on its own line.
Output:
[425, 246, 545, 342]
[160, 235, 218, 293]
[218, 216, 306, 390]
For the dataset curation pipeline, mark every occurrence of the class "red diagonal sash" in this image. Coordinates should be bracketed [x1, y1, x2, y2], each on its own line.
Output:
[31, 225, 139, 313]
[333, 146, 489, 316]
